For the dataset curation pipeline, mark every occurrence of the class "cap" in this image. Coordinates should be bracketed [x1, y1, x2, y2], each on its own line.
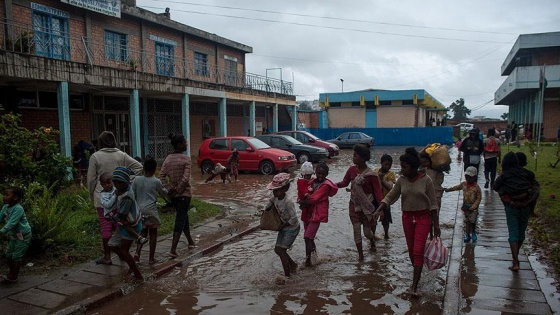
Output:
[266, 173, 291, 190]
[465, 166, 477, 177]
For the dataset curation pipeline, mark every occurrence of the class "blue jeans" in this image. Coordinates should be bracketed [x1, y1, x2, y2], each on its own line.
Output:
[504, 204, 530, 243]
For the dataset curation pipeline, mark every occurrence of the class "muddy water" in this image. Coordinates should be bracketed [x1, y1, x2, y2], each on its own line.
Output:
[91, 147, 466, 315]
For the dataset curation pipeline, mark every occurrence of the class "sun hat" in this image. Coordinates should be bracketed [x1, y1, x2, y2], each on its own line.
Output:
[266, 173, 292, 190]
[113, 166, 132, 183]
[465, 166, 478, 177]
[300, 162, 314, 175]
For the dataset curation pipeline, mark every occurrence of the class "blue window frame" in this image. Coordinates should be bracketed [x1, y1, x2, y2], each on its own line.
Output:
[195, 52, 209, 76]
[155, 42, 174, 76]
[105, 30, 128, 61]
[32, 11, 70, 60]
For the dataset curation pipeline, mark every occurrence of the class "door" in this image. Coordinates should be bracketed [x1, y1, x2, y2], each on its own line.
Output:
[366, 110, 377, 128]
[232, 138, 259, 170]
[102, 113, 130, 153]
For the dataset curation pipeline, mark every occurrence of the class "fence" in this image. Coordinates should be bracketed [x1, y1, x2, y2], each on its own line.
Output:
[304, 127, 454, 146]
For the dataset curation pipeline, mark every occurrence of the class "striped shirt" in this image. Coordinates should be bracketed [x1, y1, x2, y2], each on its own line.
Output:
[159, 153, 192, 197]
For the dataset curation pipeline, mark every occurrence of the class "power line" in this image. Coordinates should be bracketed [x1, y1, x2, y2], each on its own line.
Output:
[137, 5, 513, 44]
[138, 0, 516, 36]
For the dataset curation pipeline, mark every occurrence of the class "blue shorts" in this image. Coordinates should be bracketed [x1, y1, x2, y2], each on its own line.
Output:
[276, 225, 300, 249]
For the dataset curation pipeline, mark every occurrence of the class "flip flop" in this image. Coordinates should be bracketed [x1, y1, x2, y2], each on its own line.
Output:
[95, 258, 112, 265]
[148, 259, 161, 266]
[188, 244, 197, 249]
[168, 253, 178, 259]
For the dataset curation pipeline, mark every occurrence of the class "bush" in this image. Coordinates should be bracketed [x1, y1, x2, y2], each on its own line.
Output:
[0, 113, 72, 193]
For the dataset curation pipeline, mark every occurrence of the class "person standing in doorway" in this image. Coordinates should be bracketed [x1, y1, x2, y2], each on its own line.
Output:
[159, 133, 196, 258]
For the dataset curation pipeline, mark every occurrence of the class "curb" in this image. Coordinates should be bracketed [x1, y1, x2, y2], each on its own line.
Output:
[53, 223, 262, 315]
[442, 201, 462, 315]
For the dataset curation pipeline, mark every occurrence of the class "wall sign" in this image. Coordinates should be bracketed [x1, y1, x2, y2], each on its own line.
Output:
[60, 0, 121, 18]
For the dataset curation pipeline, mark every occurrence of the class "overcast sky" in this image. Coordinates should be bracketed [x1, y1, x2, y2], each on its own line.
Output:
[137, 0, 560, 119]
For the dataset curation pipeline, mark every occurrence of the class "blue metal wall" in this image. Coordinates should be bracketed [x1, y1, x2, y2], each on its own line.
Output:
[304, 127, 454, 146]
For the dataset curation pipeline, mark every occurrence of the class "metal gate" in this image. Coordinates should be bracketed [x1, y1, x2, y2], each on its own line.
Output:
[92, 96, 131, 153]
[145, 99, 182, 161]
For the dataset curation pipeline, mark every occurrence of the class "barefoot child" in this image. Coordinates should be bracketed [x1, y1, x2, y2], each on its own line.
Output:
[444, 166, 481, 243]
[227, 148, 240, 182]
[373, 154, 396, 240]
[133, 157, 168, 265]
[99, 172, 147, 247]
[0, 187, 31, 283]
[298, 162, 338, 267]
[205, 163, 231, 183]
[265, 173, 300, 284]
[108, 167, 143, 280]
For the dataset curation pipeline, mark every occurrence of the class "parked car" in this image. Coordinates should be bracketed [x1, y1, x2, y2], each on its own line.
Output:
[455, 123, 475, 136]
[327, 132, 375, 149]
[197, 136, 296, 175]
[257, 134, 328, 164]
[273, 130, 339, 158]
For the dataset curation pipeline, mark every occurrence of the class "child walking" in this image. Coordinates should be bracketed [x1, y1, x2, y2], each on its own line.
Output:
[227, 148, 240, 182]
[373, 154, 396, 239]
[133, 157, 168, 265]
[265, 173, 300, 284]
[444, 166, 481, 243]
[336, 144, 384, 260]
[298, 162, 338, 267]
[108, 167, 143, 280]
[1, 187, 31, 283]
[99, 172, 147, 249]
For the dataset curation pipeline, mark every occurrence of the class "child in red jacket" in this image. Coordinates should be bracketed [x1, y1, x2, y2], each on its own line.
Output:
[298, 162, 338, 267]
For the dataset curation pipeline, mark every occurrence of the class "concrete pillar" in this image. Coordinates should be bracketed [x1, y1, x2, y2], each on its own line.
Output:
[142, 98, 149, 157]
[291, 105, 297, 131]
[182, 94, 191, 156]
[57, 81, 71, 158]
[272, 103, 279, 132]
[249, 101, 256, 136]
[129, 89, 141, 158]
[219, 98, 227, 137]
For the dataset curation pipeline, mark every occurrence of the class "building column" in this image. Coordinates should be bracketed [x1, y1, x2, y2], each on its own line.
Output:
[291, 105, 297, 131]
[57, 81, 71, 158]
[142, 98, 149, 157]
[249, 101, 256, 136]
[272, 103, 279, 132]
[129, 89, 141, 158]
[182, 93, 191, 156]
[219, 97, 227, 137]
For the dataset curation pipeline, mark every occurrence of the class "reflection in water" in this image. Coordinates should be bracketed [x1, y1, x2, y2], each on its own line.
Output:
[92, 147, 467, 315]
[460, 244, 478, 313]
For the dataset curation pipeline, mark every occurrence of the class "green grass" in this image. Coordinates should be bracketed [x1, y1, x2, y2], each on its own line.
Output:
[506, 143, 560, 272]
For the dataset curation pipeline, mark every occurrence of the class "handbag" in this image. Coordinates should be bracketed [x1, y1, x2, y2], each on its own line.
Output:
[469, 154, 481, 165]
[424, 237, 448, 270]
[260, 205, 282, 231]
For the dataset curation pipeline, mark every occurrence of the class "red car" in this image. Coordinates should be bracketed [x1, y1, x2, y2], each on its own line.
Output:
[197, 136, 296, 175]
[274, 130, 340, 158]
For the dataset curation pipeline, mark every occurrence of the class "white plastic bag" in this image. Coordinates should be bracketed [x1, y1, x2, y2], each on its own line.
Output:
[424, 237, 448, 270]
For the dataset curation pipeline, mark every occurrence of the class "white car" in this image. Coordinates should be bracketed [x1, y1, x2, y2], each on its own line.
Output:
[455, 123, 474, 135]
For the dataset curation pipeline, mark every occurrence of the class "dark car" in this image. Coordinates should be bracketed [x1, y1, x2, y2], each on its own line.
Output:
[257, 134, 329, 164]
[327, 132, 375, 149]
[274, 130, 339, 158]
[197, 136, 296, 175]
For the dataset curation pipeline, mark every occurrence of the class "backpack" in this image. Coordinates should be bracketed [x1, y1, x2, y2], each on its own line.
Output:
[485, 138, 499, 153]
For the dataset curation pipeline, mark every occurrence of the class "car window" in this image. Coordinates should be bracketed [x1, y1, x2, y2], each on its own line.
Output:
[271, 137, 284, 147]
[283, 136, 302, 145]
[349, 133, 360, 140]
[359, 132, 369, 138]
[246, 138, 270, 149]
[339, 133, 349, 140]
[232, 139, 249, 151]
[303, 131, 319, 140]
[295, 133, 308, 142]
[209, 139, 229, 150]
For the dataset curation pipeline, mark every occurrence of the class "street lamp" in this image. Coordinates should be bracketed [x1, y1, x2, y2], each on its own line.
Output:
[266, 68, 282, 93]
[340, 79, 344, 93]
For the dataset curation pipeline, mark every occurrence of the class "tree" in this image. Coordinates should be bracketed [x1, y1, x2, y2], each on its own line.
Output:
[298, 100, 311, 110]
[501, 112, 509, 121]
[449, 98, 471, 121]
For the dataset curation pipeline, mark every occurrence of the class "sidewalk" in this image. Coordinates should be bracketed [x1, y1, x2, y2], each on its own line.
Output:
[0, 207, 261, 315]
[443, 189, 553, 314]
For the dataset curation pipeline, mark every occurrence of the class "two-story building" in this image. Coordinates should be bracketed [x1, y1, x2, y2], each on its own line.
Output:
[319, 89, 447, 128]
[494, 31, 560, 141]
[0, 0, 296, 160]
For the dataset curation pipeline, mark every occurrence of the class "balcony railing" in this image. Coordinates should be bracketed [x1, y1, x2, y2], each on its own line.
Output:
[0, 19, 293, 95]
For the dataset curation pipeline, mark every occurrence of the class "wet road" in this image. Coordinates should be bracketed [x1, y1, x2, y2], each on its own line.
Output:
[91, 147, 466, 314]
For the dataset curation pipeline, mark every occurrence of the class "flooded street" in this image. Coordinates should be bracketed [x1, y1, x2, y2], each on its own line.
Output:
[92, 147, 467, 314]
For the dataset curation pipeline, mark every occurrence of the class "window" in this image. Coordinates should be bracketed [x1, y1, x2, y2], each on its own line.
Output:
[232, 139, 249, 151]
[155, 42, 174, 76]
[33, 12, 70, 60]
[339, 133, 349, 140]
[349, 133, 360, 140]
[195, 52, 209, 76]
[209, 139, 229, 150]
[224, 58, 238, 85]
[105, 30, 127, 61]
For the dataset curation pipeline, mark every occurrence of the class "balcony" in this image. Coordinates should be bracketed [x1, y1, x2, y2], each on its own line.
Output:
[494, 64, 560, 105]
[0, 19, 293, 96]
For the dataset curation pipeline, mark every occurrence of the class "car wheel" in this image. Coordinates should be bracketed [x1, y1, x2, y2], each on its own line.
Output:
[201, 160, 214, 174]
[259, 160, 275, 175]
[297, 152, 311, 164]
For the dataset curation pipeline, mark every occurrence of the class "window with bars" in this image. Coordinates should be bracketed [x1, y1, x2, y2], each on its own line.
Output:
[32, 12, 70, 60]
[104, 30, 128, 61]
[195, 52, 209, 76]
[155, 42, 174, 76]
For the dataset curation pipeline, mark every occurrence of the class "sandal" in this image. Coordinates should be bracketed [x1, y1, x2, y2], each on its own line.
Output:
[149, 259, 161, 266]
[188, 244, 197, 249]
[168, 252, 178, 259]
[95, 257, 112, 265]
